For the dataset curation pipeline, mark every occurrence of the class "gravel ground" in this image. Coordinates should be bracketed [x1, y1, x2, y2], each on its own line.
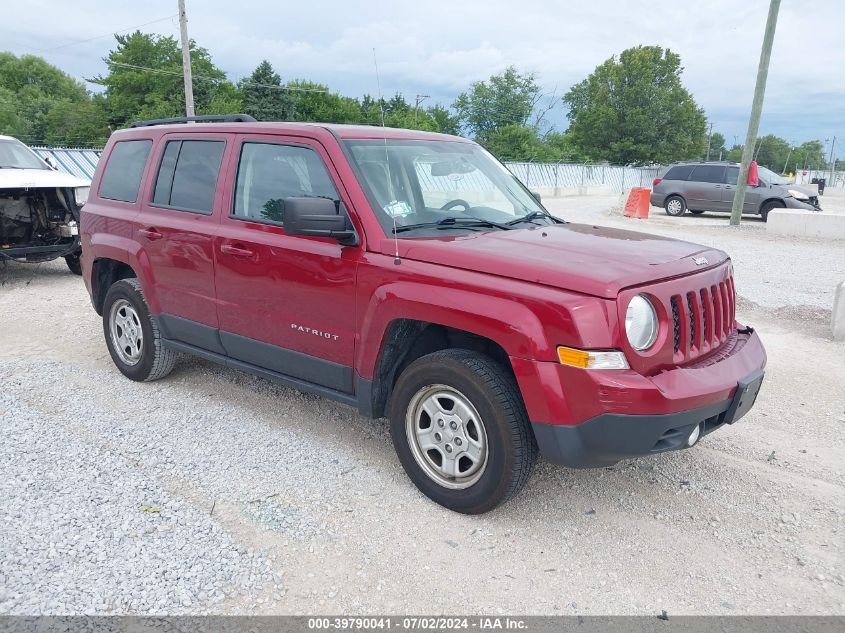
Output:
[0, 203, 843, 615]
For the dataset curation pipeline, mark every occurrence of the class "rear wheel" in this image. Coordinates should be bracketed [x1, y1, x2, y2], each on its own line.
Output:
[103, 278, 177, 382]
[389, 349, 538, 514]
[664, 195, 687, 217]
[760, 200, 784, 222]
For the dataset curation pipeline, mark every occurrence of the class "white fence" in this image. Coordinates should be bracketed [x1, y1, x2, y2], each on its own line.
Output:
[29, 147, 845, 194]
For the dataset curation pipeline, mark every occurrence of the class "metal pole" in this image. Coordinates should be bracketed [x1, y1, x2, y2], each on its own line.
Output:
[781, 145, 793, 174]
[730, 0, 780, 226]
[829, 136, 837, 187]
[178, 0, 195, 117]
[705, 121, 714, 160]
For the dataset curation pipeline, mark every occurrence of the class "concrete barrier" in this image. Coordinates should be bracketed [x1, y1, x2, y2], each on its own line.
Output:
[767, 210, 845, 240]
[834, 282, 845, 342]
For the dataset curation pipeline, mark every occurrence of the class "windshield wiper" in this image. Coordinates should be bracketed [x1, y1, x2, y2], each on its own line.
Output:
[506, 210, 564, 226]
[394, 216, 513, 234]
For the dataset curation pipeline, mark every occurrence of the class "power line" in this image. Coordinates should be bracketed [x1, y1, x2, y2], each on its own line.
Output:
[32, 15, 178, 53]
[105, 61, 330, 93]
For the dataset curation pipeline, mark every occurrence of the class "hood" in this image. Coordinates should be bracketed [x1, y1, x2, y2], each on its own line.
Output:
[383, 223, 728, 299]
[0, 168, 90, 189]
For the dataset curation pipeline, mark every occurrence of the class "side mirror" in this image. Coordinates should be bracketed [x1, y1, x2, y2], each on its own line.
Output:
[530, 191, 542, 203]
[284, 197, 358, 245]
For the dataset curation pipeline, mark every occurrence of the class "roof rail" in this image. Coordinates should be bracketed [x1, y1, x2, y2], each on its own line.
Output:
[129, 114, 257, 128]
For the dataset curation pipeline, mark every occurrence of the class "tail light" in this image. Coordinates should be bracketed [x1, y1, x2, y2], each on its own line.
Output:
[652, 178, 662, 187]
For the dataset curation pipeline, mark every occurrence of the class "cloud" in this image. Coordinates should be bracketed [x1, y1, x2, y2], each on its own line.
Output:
[5, 0, 844, 148]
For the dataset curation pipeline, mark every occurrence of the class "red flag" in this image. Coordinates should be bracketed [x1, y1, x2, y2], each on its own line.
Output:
[747, 161, 759, 186]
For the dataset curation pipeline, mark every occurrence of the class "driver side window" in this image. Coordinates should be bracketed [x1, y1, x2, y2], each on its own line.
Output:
[232, 142, 340, 225]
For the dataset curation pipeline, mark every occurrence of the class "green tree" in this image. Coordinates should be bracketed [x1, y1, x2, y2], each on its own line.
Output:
[452, 66, 545, 142]
[285, 79, 361, 123]
[427, 104, 460, 135]
[0, 52, 107, 145]
[563, 45, 707, 164]
[92, 31, 236, 126]
[707, 132, 727, 160]
[754, 134, 791, 171]
[239, 60, 290, 121]
[792, 140, 825, 171]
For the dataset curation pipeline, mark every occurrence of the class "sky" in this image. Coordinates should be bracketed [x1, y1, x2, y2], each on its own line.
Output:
[5, 0, 844, 156]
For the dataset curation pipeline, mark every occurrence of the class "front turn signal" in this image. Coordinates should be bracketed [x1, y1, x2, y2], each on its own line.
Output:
[557, 346, 630, 370]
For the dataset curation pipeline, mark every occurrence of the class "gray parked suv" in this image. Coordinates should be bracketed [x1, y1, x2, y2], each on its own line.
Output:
[650, 161, 821, 222]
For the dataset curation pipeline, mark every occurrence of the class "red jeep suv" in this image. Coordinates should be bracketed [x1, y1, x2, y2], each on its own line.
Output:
[81, 115, 766, 513]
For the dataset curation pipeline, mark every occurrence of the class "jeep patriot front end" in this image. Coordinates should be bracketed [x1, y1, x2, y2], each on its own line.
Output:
[81, 115, 766, 513]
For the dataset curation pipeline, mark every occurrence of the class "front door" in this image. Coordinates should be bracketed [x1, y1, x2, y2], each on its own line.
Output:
[136, 135, 227, 347]
[213, 134, 360, 393]
[723, 166, 762, 213]
[686, 164, 727, 211]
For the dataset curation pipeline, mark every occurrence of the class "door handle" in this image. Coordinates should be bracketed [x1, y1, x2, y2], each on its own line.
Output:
[220, 243, 255, 258]
[139, 227, 163, 240]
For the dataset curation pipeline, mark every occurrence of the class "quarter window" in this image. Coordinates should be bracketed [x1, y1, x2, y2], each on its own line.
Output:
[152, 140, 225, 214]
[725, 166, 739, 185]
[232, 143, 340, 225]
[690, 165, 726, 183]
[663, 165, 694, 181]
[99, 140, 152, 203]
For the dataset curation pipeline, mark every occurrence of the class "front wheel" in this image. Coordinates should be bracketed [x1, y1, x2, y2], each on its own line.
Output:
[102, 278, 177, 382]
[760, 200, 784, 222]
[664, 195, 687, 217]
[65, 252, 82, 275]
[388, 349, 538, 514]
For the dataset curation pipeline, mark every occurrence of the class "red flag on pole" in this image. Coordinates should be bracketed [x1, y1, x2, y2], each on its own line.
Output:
[747, 160, 759, 186]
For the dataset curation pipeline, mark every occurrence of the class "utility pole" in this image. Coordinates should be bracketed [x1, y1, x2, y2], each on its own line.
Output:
[781, 143, 793, 174]
[730, 0, 781, 226]
[413, 94, 429, 127]
[705, 121, 714, 160]
[178, 0, 195, 117]
[828, 136, 837, 187]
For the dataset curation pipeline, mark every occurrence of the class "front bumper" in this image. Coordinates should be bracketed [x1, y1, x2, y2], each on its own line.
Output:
[532, 369, 763, 467]
[784, 197, 821, 211]
[517, 328, 766, 467]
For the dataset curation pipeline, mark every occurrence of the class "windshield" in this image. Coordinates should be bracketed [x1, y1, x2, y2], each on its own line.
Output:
[345, 139, 549, 237]
[757, 165, 788, 185]
[0, 139, 49, 170]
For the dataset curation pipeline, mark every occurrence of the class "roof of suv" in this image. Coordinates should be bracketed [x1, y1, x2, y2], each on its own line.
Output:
[112, 121, 470, 144]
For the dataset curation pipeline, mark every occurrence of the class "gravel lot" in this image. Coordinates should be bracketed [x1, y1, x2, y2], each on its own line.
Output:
[1, 199, 843, 616]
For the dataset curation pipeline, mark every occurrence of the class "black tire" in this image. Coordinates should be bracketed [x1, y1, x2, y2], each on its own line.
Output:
[689, 209, 705, 215]
[664, 195, 687, 217]
[65, 252, 82, 275]
[760, 200, 784, 223]
[102, 278, 177, 382]
[388, 349, 538, 514]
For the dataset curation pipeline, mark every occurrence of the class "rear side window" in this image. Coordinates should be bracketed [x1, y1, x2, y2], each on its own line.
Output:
[663, 165, 694, 181]
[725, 166, 739, 184]
[689, 165, 726, 183]
[152, 140, 225, 214]
[232, 142, 340, 225]
[99, 140, 152, 203]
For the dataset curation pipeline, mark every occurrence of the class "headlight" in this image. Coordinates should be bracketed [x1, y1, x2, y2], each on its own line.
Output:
[74, 186, 90, 206]
[787, 189, 808, 200]
[625, 294, 658, 351]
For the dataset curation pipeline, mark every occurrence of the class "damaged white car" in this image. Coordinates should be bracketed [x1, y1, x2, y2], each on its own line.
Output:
[0, 135, 90, 274]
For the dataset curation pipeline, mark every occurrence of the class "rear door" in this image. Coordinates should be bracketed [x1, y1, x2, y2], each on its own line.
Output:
[213, 134, 360, 392]
[136, 135, 228, 349]
[686, 165, 727, 211]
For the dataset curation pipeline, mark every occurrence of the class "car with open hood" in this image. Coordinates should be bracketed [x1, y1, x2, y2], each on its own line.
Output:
[0, 135, 90, 273]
